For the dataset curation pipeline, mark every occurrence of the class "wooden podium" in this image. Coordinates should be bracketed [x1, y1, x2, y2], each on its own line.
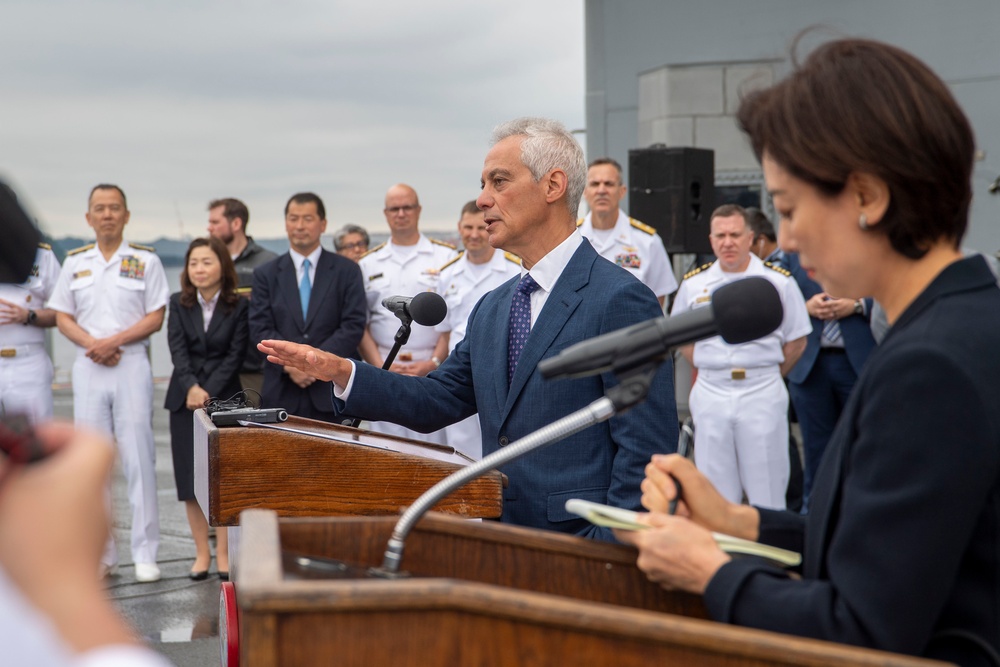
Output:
[193, 410, 505, 527]
[193, 410, 505, 582]
[228, 510, 948, 667]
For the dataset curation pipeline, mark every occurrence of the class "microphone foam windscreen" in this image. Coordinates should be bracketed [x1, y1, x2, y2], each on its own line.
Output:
[409, 292, 448, 326]
[712, 277, 783, 344]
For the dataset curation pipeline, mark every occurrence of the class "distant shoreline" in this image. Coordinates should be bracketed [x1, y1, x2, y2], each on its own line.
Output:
[45, 230, 461, 266]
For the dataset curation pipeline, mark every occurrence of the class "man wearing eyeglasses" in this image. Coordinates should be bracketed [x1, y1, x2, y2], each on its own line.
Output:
[357, 184, 457, 443]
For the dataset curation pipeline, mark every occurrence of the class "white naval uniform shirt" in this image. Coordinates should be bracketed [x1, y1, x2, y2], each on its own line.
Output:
[578, 210, 677, 299]
[0, 245, 60, 347]
[671, 254, 811, 370]
[46, 241, 169, 348]
[434, 249, 521, 351]
[359, 234, 458, 355]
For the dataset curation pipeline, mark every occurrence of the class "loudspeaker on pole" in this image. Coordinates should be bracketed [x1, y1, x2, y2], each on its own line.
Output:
[628, 147, 714, 255]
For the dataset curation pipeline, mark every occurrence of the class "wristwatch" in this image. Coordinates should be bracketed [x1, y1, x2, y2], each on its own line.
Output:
[853, 300, 864, 316]
[24, 309, 37, 326]
[430, 356, 442, 368]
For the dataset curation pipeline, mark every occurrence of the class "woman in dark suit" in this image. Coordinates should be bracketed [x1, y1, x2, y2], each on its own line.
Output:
[617, 38, 1000, 665]
[165, 237, 248, 580]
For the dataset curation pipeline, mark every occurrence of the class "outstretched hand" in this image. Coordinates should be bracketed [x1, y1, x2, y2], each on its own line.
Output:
[257, 339, 353, 386]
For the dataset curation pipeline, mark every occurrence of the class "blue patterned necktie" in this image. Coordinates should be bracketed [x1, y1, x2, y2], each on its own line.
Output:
[299, 258, 312, 318]
[822, 319, 842, 344]
[508, 273, 540, 384]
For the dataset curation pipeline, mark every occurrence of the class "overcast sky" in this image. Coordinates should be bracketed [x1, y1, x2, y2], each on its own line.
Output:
[0, 1, 585, 240]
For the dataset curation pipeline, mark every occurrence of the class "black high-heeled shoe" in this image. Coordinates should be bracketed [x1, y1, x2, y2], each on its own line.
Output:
[217, 570, 230, 581]
[188, 559, 212, 581]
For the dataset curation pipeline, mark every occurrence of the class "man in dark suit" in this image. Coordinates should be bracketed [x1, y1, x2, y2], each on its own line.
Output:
[259, 118, 677, 541]
[783, 250, 875, 510]
[249, 192, 367, 422]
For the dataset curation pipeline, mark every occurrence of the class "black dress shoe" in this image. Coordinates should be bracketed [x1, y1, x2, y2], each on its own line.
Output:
[218, 571, 230, 581]
[189, 570, 209, 581]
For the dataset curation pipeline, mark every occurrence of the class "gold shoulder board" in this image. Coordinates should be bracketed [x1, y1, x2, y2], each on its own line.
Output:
[438, 251, 464, 272]
[628, 218, 657, 236]
[66, 243, 95, 256]
[683, 261, 715, 280]
[359, 242, 387, 259]
[763, 261, 791, 277]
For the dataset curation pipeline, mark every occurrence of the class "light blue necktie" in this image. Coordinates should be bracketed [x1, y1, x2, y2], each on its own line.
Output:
[508, 274, 540, 384]
[299, 258, 312, 318]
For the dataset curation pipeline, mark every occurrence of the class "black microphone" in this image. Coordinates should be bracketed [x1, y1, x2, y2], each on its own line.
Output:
[539, 276, 783, 380]
[381, 292, 447, 327]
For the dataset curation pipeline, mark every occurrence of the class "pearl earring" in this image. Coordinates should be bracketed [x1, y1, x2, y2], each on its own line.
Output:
[858, 213, 869, 231]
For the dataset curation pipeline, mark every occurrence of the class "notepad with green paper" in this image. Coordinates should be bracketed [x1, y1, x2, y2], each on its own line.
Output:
[564, 498, 802, 568]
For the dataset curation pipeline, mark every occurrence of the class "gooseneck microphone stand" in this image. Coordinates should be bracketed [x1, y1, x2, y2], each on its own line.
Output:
[374, 361, 662, 576]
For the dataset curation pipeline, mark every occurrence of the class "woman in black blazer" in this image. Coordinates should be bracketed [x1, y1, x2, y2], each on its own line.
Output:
[165, 237, 248, 580]
[617, 38, 1000, 665]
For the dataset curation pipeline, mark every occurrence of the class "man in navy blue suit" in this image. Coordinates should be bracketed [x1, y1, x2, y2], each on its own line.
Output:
[249, 192, 367, 422]
[749, 211, 875, 510]
[259, 118, 678, 541]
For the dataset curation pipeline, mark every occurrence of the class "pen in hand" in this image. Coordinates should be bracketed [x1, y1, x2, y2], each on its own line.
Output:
[667, 474, 683, 515]
[668, 417, 692, 515]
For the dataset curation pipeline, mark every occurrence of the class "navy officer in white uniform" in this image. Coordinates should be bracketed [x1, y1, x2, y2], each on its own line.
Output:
[578, 157, 677, 307]
[671, 203, 810, 509]
[434, 200, 520, 458]
[47, 184, 168, 583]
[357, 184, 457, 444]
[0, 242, 61, 423]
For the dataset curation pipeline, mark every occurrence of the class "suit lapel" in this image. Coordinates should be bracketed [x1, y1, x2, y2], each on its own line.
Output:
[500, 244, 592, 423]
[187, 301, 208, 347]
[277, 254, 306, 330]
[205, 301, 225, 340]
[491, 280, 516, 414]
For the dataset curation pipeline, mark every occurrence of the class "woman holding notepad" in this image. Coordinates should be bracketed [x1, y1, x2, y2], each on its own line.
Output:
[616, 36, 1000, 665]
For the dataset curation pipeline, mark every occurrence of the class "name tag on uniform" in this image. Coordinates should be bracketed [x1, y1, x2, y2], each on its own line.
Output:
[695, 295, 712, 304]
[368, 273, 383, 281]
[73, 269, 92, 280]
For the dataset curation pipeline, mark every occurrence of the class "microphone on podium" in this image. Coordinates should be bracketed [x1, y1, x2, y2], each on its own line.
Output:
[374, 276, 783, 575]
[342, 292, 449, 429]
[382, 292, 447, 327]
[539, 276, 783, 380]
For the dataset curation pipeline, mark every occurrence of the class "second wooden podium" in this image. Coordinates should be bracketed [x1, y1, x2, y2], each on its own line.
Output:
[226, 510, 948, 667]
